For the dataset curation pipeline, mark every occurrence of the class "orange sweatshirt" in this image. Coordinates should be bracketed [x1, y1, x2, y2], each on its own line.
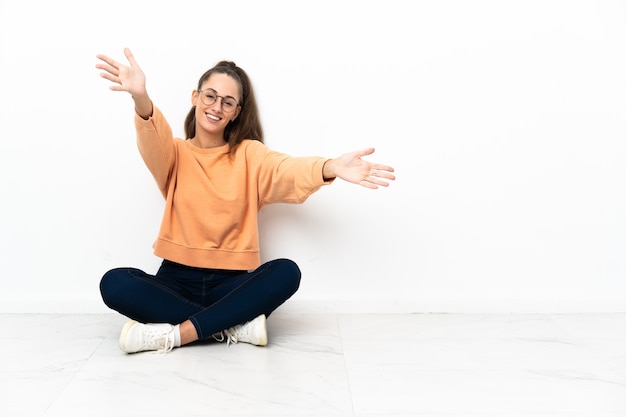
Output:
[135, 106, 331, 270]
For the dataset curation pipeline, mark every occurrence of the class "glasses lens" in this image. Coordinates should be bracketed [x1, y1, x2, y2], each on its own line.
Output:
[221, 98, 238, 113]
[201, 90, 217, 106]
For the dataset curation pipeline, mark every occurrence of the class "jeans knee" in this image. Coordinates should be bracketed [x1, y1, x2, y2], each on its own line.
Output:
[274, 258, 301, 294]
[100, 269, 118, 307]
[99, 268, 136, 309]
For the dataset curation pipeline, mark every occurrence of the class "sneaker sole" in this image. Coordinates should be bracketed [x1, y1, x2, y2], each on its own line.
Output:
[119, 320, 138, 353]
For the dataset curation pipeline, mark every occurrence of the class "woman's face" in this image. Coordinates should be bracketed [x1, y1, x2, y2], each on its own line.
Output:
[192, 73, 241, 137]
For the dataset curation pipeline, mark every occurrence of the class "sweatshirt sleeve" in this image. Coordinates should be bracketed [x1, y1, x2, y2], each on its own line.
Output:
[134, 106, 177, 198]
[247, 141, 334, 208]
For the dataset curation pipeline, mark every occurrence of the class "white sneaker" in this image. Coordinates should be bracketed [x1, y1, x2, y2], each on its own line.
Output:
[213, 315, 268, 347]
[119, 320, 175, 354]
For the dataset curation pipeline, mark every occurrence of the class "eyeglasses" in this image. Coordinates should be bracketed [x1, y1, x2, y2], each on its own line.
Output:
[198, 88, 240, 113]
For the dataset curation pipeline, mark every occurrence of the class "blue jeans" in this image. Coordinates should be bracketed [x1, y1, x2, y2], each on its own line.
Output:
[100, 258, 301, 340]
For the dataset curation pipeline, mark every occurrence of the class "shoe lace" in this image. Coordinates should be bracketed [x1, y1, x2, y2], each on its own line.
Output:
[212, 323, 247, 347]
[212, 332, 226, 343]
[157, 334, 174, 354]
[144, 326, 174, 354]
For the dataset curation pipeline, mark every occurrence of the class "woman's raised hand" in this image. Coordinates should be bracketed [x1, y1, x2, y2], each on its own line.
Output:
[96, 48, 152, 118]
[96, 48, 147, 98]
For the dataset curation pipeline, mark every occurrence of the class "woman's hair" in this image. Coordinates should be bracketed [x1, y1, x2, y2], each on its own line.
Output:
[184, 61, 263, 149]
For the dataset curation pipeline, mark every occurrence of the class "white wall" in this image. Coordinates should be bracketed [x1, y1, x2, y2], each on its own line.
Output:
[1, 0, 625, 314]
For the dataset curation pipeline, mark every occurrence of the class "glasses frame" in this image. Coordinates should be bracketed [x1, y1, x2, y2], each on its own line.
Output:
[197, 88, 240, 113]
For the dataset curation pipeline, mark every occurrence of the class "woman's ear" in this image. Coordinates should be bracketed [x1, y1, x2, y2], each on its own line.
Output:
[191, 89, 199, 105]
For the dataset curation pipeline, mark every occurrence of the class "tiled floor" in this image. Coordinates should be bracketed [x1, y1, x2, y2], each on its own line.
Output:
[1, 312, 625, 416]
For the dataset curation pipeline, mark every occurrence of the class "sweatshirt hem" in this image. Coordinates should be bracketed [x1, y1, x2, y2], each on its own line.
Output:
[153, 239, 261, 270]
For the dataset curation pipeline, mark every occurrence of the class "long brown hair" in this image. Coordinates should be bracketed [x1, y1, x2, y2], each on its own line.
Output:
[184, 61, 264, 150]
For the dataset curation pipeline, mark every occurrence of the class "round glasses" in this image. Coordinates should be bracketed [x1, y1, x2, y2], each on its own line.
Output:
[198, 88, 240, 113]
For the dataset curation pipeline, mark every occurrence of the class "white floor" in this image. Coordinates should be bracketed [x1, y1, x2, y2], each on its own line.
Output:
[2, 312, 625, 417]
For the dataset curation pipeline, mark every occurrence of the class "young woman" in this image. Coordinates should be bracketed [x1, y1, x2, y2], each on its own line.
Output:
[96, 48, 395, 354]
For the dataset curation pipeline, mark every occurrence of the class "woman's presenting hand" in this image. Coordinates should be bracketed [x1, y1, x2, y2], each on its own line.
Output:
[323, 148, 396, 189]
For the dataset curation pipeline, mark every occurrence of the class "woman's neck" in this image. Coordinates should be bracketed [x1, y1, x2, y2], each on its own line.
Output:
[190, 135, 227, 149]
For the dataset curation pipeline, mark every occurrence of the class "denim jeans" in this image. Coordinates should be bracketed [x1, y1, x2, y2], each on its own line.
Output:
[100, 258, 301, 340]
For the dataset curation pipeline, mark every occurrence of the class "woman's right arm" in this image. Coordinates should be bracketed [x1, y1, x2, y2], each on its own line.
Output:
[96, 48, 153, 119]
[97, 48, 174, 196]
